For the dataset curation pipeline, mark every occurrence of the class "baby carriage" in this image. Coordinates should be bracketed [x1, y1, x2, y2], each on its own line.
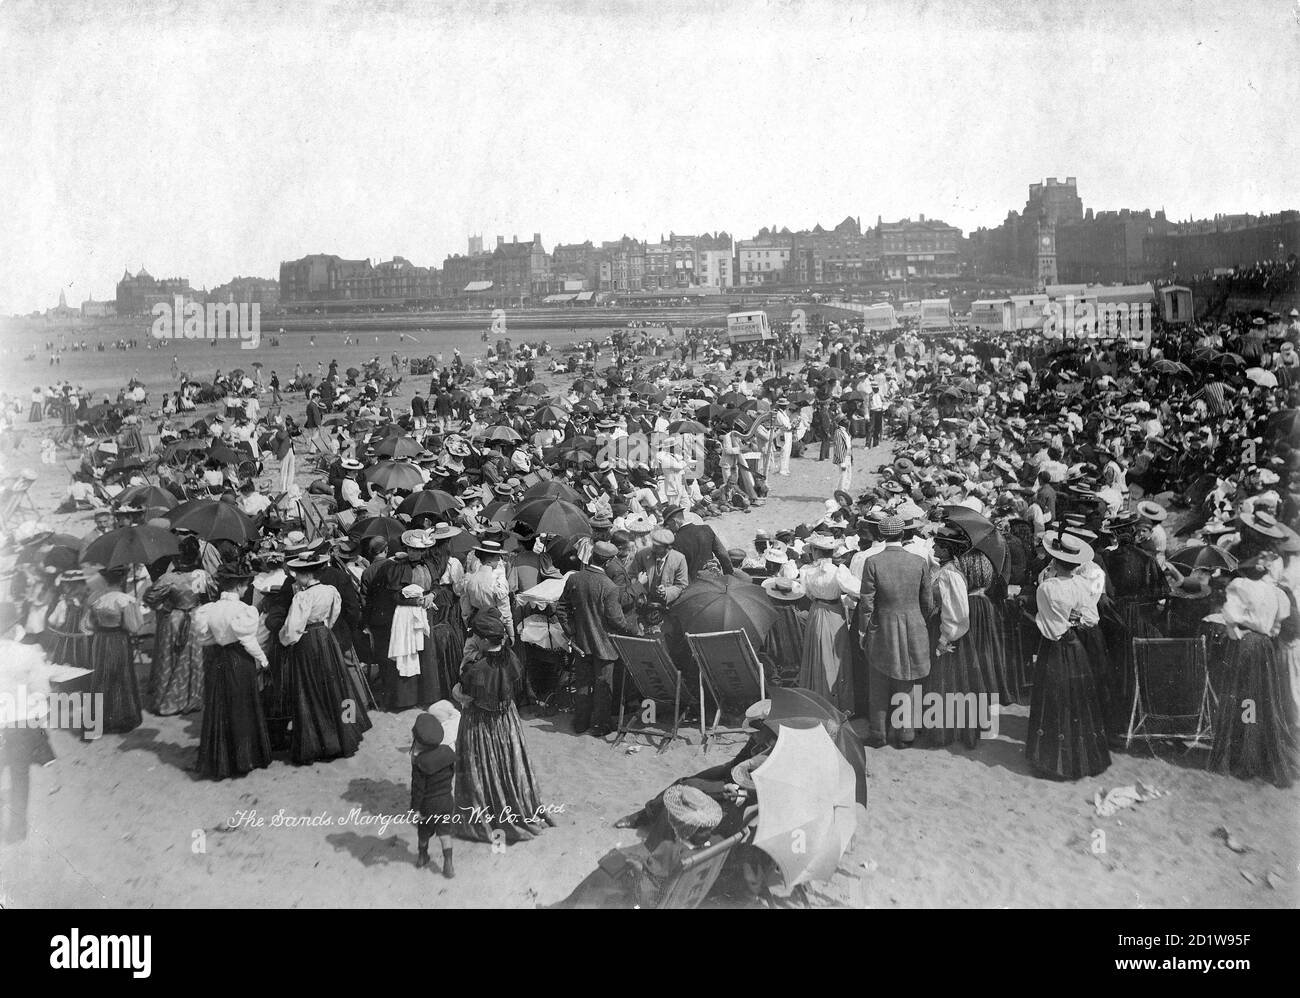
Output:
[515, 576, 574, 713]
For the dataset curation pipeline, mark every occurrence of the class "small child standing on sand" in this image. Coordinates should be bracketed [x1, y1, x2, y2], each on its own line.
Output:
[410, 713, 456, 878]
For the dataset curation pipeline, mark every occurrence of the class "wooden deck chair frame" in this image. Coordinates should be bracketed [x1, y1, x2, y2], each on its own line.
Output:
[1126, 635, 1215, 750]
[685, 630, 766, 751]
[609, 633, 684, 754]
[653, 821, 753, 909]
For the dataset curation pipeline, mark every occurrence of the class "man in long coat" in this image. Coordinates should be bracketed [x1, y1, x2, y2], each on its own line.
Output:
[853, 515, 935, 747]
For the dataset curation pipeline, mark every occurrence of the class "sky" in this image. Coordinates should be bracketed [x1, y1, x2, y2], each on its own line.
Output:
[1, 0, 1297, 314]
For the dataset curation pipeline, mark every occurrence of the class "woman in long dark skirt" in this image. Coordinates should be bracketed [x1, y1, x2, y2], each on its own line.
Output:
[958, 549, 1010, 707]
[760, 578, 807, 687]
[81, 567, 145, 736]
[1026, 533, 1111, 780]
[278, 556, 371, 765]
[453, 610, 554, 844]
[426, 526, 467, 704]
[1209, 556, 1298, 788]
[193, 568, 272, 780]
[924, 530, 985, 748]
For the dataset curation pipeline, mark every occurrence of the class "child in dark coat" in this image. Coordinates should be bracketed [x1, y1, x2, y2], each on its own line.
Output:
[410, 713, 456, 878]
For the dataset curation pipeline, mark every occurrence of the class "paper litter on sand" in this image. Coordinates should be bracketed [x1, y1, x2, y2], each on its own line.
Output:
[1093, 782, 1168, 817]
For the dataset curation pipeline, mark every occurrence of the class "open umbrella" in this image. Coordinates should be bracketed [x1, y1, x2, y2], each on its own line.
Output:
[351, 516, 408, 548]
[521, 479, 581, 503]
[484, 424, 522, 444]
[1245, 367, 1278, 388]
[667, 419, 707, 435]
[206, 441, 246, 466]
[396, 489, 463, 518]
[1216, 352, 1246, 367]
[751, 724, 857, 887]
[667, 573, 776, 647]
[537, 404, 570, 427]
[841, 390, 866, 403]
[82, 525, 179, 568]
[375, 435, 421, 459]
[365, 460, 424, 491]
[510, 497, 592, 536]
[158, 438, 208, 462]
[114, 485, 178, 515]
[941, 504, 1009, 580]
[168, 499, 258, 543]
[1167, 544, 1238, 574]
[764, 686, 868, 805]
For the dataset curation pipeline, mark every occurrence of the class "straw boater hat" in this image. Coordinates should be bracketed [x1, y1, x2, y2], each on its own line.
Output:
[1137, 500, 1167, 523]
[473, 539, 506, 557]
[428, 522, 461, 542]
[401, 529, 434, 549]
[1041, 530, 1094, 565]
[1239, 508, 1287, 540]
[661, 785, 723, 838]
[286, 553, 328, 572]
[339, 458, 363, 472]
[762, 577, 805, 601]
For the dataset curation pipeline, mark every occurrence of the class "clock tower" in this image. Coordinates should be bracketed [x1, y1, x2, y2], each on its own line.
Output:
[1037, 224, 1058, 288]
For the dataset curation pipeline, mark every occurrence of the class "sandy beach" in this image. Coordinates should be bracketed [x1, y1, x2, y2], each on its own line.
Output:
[1, 332, 1297, 909]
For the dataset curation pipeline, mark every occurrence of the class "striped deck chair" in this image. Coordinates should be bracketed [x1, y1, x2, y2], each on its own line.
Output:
[684, 629, 766, 751]
[609, 633, 685, 754]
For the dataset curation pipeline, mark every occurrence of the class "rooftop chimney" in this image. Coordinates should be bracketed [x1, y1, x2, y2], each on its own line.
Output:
[496, 236, 504, 249]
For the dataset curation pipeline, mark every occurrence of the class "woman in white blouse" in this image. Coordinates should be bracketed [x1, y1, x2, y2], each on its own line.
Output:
[796, 535, 860, 713]
[193, 567, 271, 780]
[1209, 552, 1297, 788]
[1025, 532, 1111, 780]
[278, 555, 371, 765]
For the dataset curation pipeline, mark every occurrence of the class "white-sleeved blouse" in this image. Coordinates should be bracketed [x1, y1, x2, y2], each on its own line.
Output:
[193, 593, 268, 667]
[799, 558, 860, 602]
[1222, 578, 1289, 640]
[1035, 571, 1100, 640]
[278, 583, 341, 646]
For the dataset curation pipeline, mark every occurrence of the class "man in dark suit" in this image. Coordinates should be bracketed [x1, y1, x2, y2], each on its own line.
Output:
[558, 540, 639, 737]
[663, 505, 732, 579]
[853, 515, 935, 747]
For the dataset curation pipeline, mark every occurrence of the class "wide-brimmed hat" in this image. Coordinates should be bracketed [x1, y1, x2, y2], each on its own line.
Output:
[661, 784, 723, 838]
[473, 539, 506, 557]
[763, 546, 788, 565]
[401, 529, 434, 549]
[445, 438, 471, 457]
[1041, 530, 1094, 565]
[285, 554, 328, 572]
[761, 577, 805, 601]
[1137, 500, 1167, 523]
[806, 533, 837, 553]
[730, 752, 768, 791]
[339, 458, 363, 472]
[1239, 508, 1287, 540]
[624, 514, 654, 535]
[428, 522, 461, 542]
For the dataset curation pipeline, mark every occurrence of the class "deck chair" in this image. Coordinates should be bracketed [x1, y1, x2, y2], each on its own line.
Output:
[1126, 635, 1214, 750]
[685, 630, 766, 750]
[609, 633, 685, 754]
[653, 828, 747, 909]
[0, 474, 40, 528]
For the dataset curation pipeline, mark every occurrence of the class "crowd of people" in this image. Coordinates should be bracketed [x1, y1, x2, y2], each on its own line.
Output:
[2, 302, 1299, 905]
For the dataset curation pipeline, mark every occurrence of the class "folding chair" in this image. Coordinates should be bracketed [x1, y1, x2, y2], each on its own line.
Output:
[685, 630, 766, 751]
[1126, 636, 1215, 750]
[653, 828, 747, 909]
[609, 633, 685, 754]
[0, 474, 39, 529]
